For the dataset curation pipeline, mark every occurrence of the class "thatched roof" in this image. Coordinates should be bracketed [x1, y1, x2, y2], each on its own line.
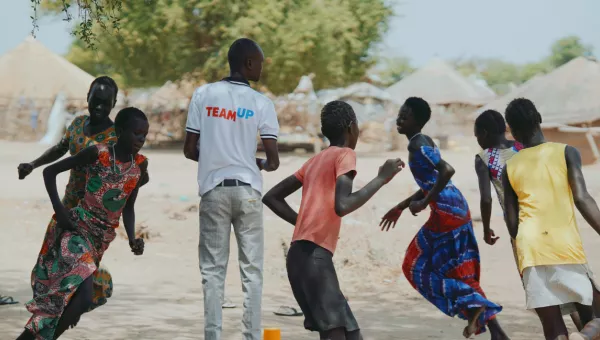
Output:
[0, 36, 95, 101]
[474, 57, 600, 125]
[145, 81, 190, 109]
[386, 58, 496, 106]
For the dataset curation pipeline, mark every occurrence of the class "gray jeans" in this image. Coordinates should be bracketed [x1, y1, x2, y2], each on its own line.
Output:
[199, 185, 264, 340]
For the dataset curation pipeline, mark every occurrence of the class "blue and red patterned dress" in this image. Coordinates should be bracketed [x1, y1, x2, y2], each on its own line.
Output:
[402, 145, 502, 334]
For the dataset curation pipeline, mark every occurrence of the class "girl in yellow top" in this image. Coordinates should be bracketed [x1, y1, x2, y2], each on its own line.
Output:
[502, 98, 600, 340]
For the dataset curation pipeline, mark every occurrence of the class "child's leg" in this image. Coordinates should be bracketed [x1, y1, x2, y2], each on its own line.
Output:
[570, 318, 600, 340]
[576, 304, 595, 329]
[592, 284, 600, 317]
[319, 328, 346, 340]
[345, 329, 363, 340]
[535, 305, 569, 340]
[464, 306, 486, 338]
[53, 276, 94, 339]
[15, 329, 35, 340]
[572, 312, 585, 331]
[487, 317, 510, 340]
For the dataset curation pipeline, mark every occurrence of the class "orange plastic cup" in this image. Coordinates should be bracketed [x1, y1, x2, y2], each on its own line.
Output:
[263, 328, 281, 340]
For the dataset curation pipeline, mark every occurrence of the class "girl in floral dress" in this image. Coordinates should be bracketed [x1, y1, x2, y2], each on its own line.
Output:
[16, 107, 149, 340]
[18, 77, 124, 314]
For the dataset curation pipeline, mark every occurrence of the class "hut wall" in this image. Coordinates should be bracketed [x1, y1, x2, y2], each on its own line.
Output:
[542, 128, 599, 165]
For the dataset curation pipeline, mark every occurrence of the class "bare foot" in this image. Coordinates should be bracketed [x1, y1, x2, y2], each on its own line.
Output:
[463, 306, 486, 338]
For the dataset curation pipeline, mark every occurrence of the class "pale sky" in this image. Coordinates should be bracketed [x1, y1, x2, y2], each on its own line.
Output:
[1, 0, 599, 67]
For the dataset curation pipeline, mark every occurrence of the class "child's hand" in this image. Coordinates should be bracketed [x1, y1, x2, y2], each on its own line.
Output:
[378, 158, 405, 183]
[256, 158, 267, 171]
[380, 205, 403, 231]
[18, 162, 34, 180]
[129, 238, 145, 255]
[484, 229, 500, 245]
[408, 199, 428, 216]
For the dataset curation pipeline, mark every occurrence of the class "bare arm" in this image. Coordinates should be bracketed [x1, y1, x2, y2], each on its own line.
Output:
[335, 158, 403, 217]
[31, 142, 69, 168]
[397, 190, 425, 210]
[421, 158, 455, 205]
[335, 172, 388, 217]
[138, 159, 150, 188]
[565, 146, 600, 235]
[262, 175, 303, 225]
[502, 165, 519, 239]
[475, 155, 493, 234]
[43, 146, 98, 229]
[122, 187, 139, 243]
[257, 138, 280, 172]
[183, 132, 199, 162]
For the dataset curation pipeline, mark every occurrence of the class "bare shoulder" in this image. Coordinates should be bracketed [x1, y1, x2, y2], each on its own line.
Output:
[408, 133, 435, 152]
[565, 145, 582, 166]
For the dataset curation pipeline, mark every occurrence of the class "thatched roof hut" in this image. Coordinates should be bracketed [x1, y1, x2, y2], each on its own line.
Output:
[0, 37, 95, 104]
[474, 57, 600, 164]
[474, 57, 600, 125]
[386, 58, 496, 107]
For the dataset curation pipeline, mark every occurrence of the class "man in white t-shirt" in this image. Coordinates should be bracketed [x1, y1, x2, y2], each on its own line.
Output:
[183, 38, 280, 340]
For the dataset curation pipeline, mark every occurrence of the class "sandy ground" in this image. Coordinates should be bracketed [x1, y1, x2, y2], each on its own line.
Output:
[1, 139, 600, 340]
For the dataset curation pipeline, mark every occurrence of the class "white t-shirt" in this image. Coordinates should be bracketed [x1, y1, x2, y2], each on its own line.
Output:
[186, 79, 279, 196]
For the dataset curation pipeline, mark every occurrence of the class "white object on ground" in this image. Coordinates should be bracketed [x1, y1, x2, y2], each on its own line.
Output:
[39, 93, 67, 145]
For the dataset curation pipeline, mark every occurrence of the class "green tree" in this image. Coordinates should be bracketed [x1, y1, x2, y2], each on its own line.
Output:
[39, 0, 393, 93]
[372, 56, 414, 86]
[519, 60, 551, 83]
[549, 35, 593, 68]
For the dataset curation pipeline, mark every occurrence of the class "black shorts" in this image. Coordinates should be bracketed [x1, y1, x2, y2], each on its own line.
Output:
[286, 240, 359, 333]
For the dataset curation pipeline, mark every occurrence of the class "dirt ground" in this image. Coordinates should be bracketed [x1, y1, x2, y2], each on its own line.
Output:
[1, 139, 600, 340]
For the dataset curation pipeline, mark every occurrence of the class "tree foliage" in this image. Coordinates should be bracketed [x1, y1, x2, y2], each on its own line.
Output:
[549, 35, 593, 68]
[38, 0, 393, 93]
[372, 56, 414, 86]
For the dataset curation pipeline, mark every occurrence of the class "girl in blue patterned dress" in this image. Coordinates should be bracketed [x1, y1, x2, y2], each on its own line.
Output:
[380, 97, 509, 339]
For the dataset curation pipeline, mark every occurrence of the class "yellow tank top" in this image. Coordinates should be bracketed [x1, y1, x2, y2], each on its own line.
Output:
[506, 142, 587, 273]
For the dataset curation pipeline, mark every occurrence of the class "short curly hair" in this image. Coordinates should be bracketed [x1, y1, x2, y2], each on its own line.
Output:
[505, 98, 542, 138]
[475, 110, 506, 135]
[404, 97, 431, 127]
[320, 100, 357, 141]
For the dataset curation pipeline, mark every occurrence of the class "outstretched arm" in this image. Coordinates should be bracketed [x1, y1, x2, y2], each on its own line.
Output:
[397, 190, 425, 210]
[335, 159, 403, 217]
[475, 156, 493, 234]
[18, 138, 69, 179]
[262, 175, 303, 225]
[502, 165, 519, 239]
[565, 146, 600, 235]
[43, 146, 98, 228]
[31, 142, 69, 168]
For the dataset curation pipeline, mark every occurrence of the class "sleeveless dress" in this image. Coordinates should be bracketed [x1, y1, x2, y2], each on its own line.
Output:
[477, 142, 523, 274]
[402, 145, 502, 334]
[506, 142, 596, 311]
[33, 116, 117, 314]
[25, 144, 147, 340]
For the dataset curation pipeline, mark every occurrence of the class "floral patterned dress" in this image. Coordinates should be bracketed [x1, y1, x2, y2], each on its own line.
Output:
[34, 115, 118, 314]
[26, 144, 147, 340]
